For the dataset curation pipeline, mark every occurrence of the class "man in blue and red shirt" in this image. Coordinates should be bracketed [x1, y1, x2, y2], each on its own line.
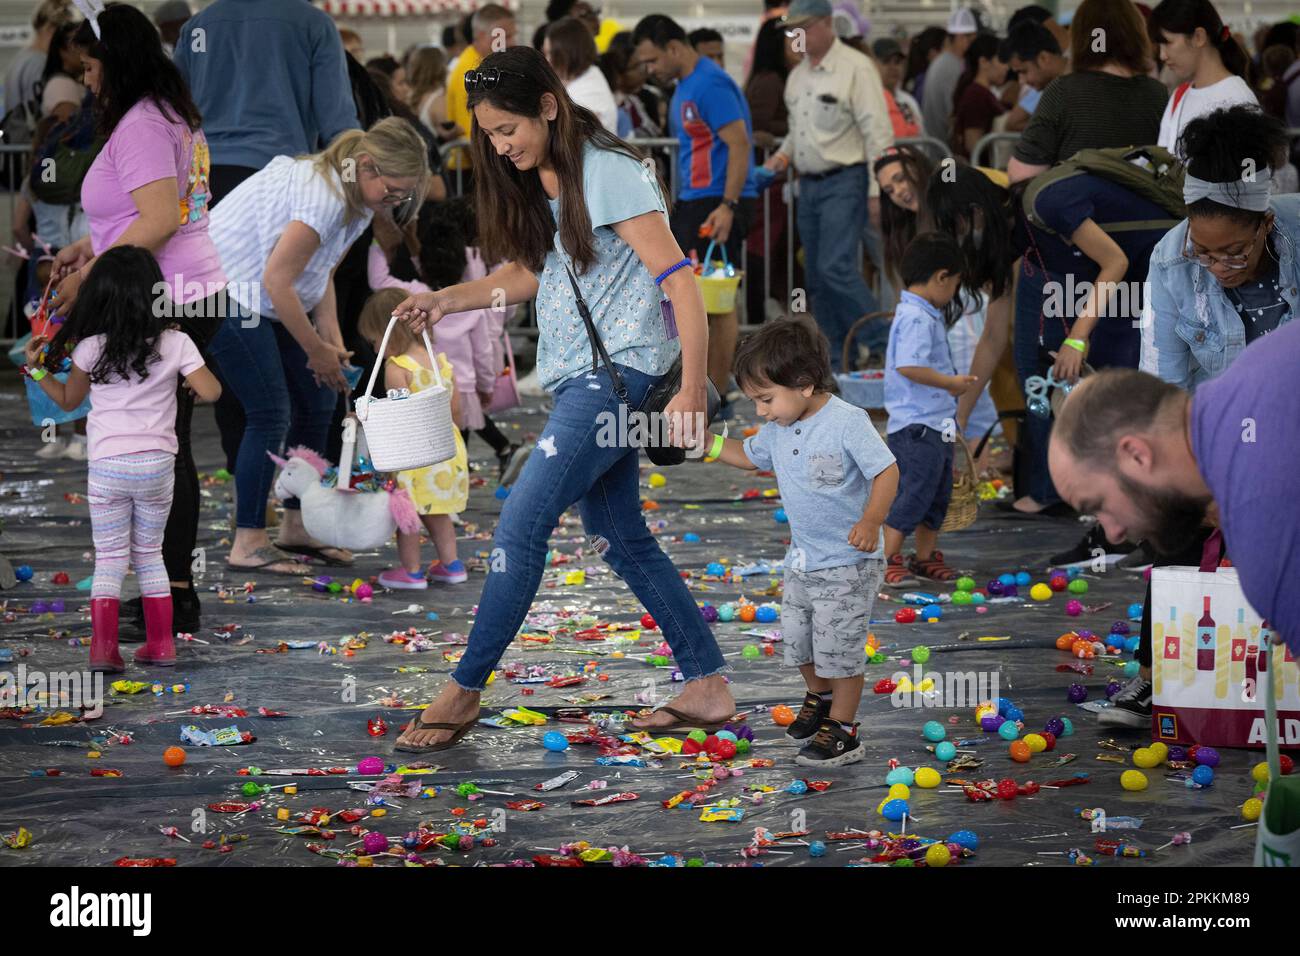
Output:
[634, 14, 757, 397]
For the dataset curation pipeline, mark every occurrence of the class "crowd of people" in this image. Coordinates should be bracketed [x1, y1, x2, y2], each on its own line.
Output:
[6, 0, 1299, 759]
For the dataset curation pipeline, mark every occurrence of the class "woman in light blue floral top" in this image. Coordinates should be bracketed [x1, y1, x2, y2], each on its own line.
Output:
[391, 47, 733, 754]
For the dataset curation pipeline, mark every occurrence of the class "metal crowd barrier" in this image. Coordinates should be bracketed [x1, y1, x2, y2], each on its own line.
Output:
[1, 144, 34, 345]
[971, 131, 1022, 170]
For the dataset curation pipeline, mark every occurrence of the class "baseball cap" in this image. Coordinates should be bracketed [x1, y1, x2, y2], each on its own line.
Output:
[783, 0, 833, 28]
[872, 37, 904, 60]
[946, 7, 979, 34]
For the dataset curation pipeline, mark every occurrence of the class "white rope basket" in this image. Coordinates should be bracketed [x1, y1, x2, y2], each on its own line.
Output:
[354, 316, 457, 472]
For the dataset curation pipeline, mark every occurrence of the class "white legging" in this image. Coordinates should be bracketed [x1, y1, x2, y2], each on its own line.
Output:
[87, 451, 176, 600]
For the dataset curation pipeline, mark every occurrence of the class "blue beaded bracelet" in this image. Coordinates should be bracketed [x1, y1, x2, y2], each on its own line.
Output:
[654, 258, 692, 286]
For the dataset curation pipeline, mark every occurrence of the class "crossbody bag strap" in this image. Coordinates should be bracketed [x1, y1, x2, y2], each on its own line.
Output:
[555, 231, 628, 402]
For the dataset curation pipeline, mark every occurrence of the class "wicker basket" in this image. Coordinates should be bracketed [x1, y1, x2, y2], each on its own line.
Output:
[354, 316, 457, 472]
[940, 435, 980, 533]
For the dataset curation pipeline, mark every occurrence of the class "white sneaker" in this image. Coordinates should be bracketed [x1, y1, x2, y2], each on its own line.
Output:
[35, 436, 69, 459]
[62, 435, 88, 460]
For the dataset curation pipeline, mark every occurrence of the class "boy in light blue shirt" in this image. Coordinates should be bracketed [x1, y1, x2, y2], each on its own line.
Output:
[697, 320, 898, 768]
[883, 233, 978, 588]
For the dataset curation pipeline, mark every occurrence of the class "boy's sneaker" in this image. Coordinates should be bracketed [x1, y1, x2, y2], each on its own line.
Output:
[795, 720, 865, 767]
[36, 436, 69, 459]
[909, 550, 958, 583]
[885, 553, 918, 588]
[1099, 676, 1153, 728]
[786, 691, 832, 741]
[379, 568, 428, 590]
[427, 559, 468, 584]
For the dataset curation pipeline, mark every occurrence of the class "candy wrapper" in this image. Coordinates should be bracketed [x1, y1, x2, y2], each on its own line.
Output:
[699, 805, 745, 823]
[534, 770, 581, 792]
[180, 724, 256, 746]
[571, 791, 638, 807]
[1, 827, 33, 849]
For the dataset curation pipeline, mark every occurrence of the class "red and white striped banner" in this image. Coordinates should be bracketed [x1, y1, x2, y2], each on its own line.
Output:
[318, 0, 517, 17]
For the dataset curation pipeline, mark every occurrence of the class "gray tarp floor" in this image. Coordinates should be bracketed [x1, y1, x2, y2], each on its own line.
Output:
[0, 378, 1267, 867]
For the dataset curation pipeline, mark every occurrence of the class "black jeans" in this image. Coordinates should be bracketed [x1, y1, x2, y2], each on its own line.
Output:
[1137, 526, 1220, 669]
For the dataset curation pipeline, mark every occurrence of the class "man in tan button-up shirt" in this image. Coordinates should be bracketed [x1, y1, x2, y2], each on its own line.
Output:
[765, 0, 894, 367]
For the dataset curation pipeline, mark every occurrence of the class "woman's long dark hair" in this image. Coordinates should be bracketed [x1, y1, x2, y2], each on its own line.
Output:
[905, 26, 946, 91]
[467, 46, 663, 274]
[1149, 0, 1251, 84]
[747, 17, 791, 87]
[952, 33, 1002, 114]
[40, 21, 78, 85]
[73, 3, 202, 136]
[45, 246, 168, 383]
[923, 162, 1014, 301]
[1180, 105, 1288, 228]
[873, 146, 934, 285]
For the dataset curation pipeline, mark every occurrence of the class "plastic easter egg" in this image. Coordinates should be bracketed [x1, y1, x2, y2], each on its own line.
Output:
[1049, 575, 1069, 592]
[935, 741, 956, 761]
[881, 798, 909, 821]
[922, 720, 946, 742]
[808, 840, 826, 857]
[362, 831, 390, 855]
[163, 746, 186, 767]
[949, 830, 978, 850]
[1133, 748, 1160, 769]
[921, 604, 942, 621]
[716, 730, 738, 743]
[700, 604, 719, 623]
[1015, 571, 1031, 586]
[1002, 585, 1018, 598]
[687, 729, 708, 744]
[683, 532, 701, 543]
[773, 508, 788, 523]
[1040, 731, 1057, 751]
[997, 720, 1020, 741]
[895, 607, 917, 624]
[981, 715, 1005, 732]
[771, 705, 795, 726]
[1005, 706, 1024, 722]
[885, 767, 914, 786]
[1191, 765, 1215, 786]
[1065, 600, 1083, 616]
[1194, 747, 1220, 768]
[912, 645, 932, 664]
[986, 580, 1005, 596]
[706, 562, 726, 576]
[1252, 762, 1272, 783]
[1127, 602, 1144, 620]
[1242, 798, 1263, 822]
[1148, 742, 1168, 762]
[1059, 717, 1074, 736]
[970, 592, 986, 605]
[1024, 733, 1047, 754]
[1030, 583, 1052, 601]
[718, 604, 736, 622]
[925, 842, 951, 867]
[996, 697, 1015, 716]
[1044, 717, 1065, 737]
[888, 783, 911, 801]
[1067, 683, 1088, 703]
[1105, 680, 1123, 699]
[996, 779, 1018, 800]
[999, 573, 1017, 587]
[357, 756, 385, 775]
[1068, 578, 1088, 595]
[542, 731, 570, 752]
[1122, 660, 1140, 678]
[952, 590, 973, 605]
[739, 605, 756, 623]
[955, 576, 976, 592]
[741, 644, 761, 660]
[975, 704, 996, 723]
[755, 605, 778, 623]
[1120, 770, 1149, 792]
[1124, 636, 1140, 654]
[14, 565, 33, 582]
[1168, 746, 1187, 762]
[1009, 740, 1031, 762]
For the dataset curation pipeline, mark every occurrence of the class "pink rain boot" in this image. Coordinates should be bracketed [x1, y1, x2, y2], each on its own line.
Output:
[135, 595, 176, 666]
[89, 598, 125, 673]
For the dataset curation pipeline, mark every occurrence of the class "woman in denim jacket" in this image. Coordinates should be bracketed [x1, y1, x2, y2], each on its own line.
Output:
[1141, 106, 1299, 391]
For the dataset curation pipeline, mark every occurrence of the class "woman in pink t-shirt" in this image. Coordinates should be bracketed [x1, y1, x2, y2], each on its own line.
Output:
[25, 247, 222, 673]
[48, 6, 230, 635]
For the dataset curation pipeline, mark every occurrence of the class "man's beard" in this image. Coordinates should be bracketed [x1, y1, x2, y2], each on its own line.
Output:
[1115, 471, 1212, 557]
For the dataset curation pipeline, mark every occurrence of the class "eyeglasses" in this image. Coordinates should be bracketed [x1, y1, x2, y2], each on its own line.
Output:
[360, 161, 413, 206]
[464, 67, 527, 92]
[1182, 221, 1265, 271]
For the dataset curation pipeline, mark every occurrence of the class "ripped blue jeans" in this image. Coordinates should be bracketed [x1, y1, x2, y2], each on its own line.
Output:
[451, 363, 728, 691]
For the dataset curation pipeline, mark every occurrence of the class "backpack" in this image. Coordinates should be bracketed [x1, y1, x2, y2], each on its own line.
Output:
[1022, 145, 1188, 237]
[29, 93, 103, 206]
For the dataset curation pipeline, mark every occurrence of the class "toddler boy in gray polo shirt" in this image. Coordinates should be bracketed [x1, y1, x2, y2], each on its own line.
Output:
[700, 320, 898, 767]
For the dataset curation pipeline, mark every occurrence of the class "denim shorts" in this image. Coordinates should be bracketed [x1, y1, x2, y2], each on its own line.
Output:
[885, 424, 954, 534]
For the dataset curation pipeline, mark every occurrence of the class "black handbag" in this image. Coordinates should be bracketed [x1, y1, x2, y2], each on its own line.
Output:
[560, 258, 720, 466]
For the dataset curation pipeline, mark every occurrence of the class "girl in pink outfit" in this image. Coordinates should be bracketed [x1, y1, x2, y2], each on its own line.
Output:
[24, 247, 222, 673]
[368, 198, 524, 479]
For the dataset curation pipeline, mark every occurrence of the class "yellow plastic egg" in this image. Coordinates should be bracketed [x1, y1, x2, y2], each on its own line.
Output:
[1133, 748, 1160, 769]
[1148, 742, 1169, 762]
[1023, 733, 1047, 753]
[975, 704, 996, 723]
[1030, 583, 1053, 601]
[888, 783, 911, 801]
[896, 676, 915, 693]
[918, 678, 935, 692]
[1252, 762, 1271, 783]
[915, 767, 941, 789]
[1120, 770, 1149, 792]
[925, 842, 951, 867]
[648, 473, 667, 488]
[1242, 798, 1263, 822]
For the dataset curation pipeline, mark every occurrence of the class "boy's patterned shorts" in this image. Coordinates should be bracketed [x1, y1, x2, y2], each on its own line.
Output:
[781, 559, 885, 678]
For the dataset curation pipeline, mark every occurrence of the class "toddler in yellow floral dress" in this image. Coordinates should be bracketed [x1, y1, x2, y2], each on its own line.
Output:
[359, 290, 470, 588]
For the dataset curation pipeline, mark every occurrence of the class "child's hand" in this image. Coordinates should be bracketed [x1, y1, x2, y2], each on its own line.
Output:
[478, 390, 493, 411]
[848, 518, 880, 552]
[945, 374, 979, 397]
[24, 334, 47, 368]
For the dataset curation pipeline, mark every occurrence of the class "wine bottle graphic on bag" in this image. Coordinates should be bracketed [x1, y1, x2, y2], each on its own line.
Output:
[1197, 596, 1216, 671]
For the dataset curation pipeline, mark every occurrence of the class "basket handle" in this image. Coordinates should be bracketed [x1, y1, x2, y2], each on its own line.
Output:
[357, 315, 445, 422]
[701, 237, 729, 273]
[839, 309, 893, 372]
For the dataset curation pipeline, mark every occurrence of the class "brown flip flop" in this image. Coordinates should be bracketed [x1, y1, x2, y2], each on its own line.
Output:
[629, 705, 734, 735]
[393, 716, 479, 753]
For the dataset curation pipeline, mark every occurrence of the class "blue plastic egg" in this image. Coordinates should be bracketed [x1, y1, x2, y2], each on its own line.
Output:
[1128, 602, 1143, 620]
[881, 798, 909, 821]
[1123, 660, 1140, 678]
[706, 562, 726, 576]
[998, 720, 1020, 741]
[542, 731, 569, 752]
[1192, 765, 1214, 786]
[787, 780, 809, 795]
[970, 592, 986, 604]
[921, 604, 942, 620]
[997, 697, 1015, 716]
[494, 485, 510, 499]
[999, 573, 1016, 587]
[1125, 636, 1140, 654]
[14, 565, 33, 582]
[1059, 717, 1075, 736]
[755, 606, 778, 623]
[774, 509, 788, 523]
[1067, 566, 1082, 579]
[809, 840, 827, 857]
[683, 533, 701, 543]
[716, 730, 738, 743]
[935, 741, 956, 761]
[885, 767, 915, 786]
[1005, 706, 1024, 722]
[1015, 571, 1031, 586]
[922, 720, 946, 742]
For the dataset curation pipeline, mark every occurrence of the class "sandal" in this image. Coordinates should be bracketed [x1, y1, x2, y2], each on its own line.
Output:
[276, 542, 354, 567]
[629, 705, 733, 734]
[910, 550, 959, 583]
[885, 553, 918, 588]
[393, 715, 480, 753]
[226, 546, 311, 576]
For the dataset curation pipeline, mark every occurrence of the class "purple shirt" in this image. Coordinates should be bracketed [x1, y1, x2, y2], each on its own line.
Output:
[1191, 319, 1300, 652]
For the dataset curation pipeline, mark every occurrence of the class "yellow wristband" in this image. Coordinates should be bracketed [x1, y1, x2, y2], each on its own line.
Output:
[704, 433, 725, 462]
[1063, 338, 1088, 354]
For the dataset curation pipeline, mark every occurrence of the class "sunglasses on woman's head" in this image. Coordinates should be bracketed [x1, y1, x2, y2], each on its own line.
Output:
[464, 67, 527, 92]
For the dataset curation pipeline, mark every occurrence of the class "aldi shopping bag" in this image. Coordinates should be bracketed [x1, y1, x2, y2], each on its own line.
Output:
[1150, 537, 1299, 749]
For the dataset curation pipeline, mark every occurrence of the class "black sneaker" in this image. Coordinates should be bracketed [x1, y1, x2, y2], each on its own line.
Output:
[1099, 677, 1152, 728]
[1117, 542, 1155, 573]
[796, 720, 865, 767]
[1049, 524, 1136, 569]
[786, 691, 832, 740]
[124, 586, 201, 637]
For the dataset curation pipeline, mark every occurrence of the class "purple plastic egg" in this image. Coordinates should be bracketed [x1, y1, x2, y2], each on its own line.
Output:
[700, 605, 719, 623]
[980, 714, 1006, 732]
[356, 756, 385, 775]
[1194, 746, 1220, 768]
[362, 831, 390, 854]
[1110, 621, 1131, 636]
[1044, 717, 1065, 737]
[1002, 584, 1018, 598]
[31, 601, 49, 613]
[1105, 680, 1123, 699]
[987, 581, 1005, 596]
[50, 599, 65, 613]
[1067, 683, 1088, 703]
[1168, 746, 1188, 762]
[1077, 629, 1094, 641]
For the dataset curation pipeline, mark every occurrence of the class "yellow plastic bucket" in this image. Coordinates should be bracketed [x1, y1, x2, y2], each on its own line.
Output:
[695, 239, 742, 314]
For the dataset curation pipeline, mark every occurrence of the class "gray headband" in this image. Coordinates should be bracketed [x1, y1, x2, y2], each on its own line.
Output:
[1183, 171, 1273, 212]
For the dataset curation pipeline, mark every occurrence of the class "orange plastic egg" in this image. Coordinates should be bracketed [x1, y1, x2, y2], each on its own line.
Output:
[163, 746, 186, 767]
[1009, 741, 1031, 762]
[739, 605, 756, 622]
[771, 705, 796, 726]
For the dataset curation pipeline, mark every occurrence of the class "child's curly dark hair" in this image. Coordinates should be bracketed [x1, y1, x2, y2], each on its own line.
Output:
[45, 246, 167, 383]
[416, 196, 479, 290]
